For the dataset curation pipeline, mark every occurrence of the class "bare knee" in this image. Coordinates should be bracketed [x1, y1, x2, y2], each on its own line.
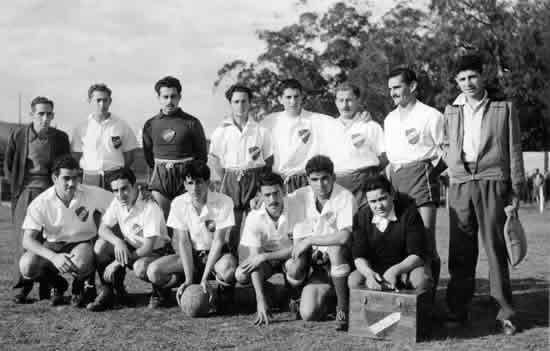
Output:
[284, 258, 308, 285]
[234, 266, 250, 285]
[71, 244, 95, 279]
[214, 255, 237, 284]
[348, 270, 365, 289]
[146, 263, 166, 285]
[93, 239, 113, 265]
[19, 252, 46, 280]
[409, 267, 434, 292]
[133, 259, 149, 281]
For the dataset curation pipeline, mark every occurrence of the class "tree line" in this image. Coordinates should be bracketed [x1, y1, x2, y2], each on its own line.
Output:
[214, 0, 550, 151]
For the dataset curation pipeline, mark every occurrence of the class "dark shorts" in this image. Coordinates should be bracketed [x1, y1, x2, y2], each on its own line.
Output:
[186, 245, 233, 284]
[220, 168, 263, 210]
[44, 239, 93, 253]
[336, 166, 380, 195]
[285, 173, 309, 194]
[82, 169, 121, 191]
[389, 161, 440, 207]
[149, 160, 191, 200]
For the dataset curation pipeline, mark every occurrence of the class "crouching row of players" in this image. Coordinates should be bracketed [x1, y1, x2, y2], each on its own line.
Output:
[18, 154, 432, 332]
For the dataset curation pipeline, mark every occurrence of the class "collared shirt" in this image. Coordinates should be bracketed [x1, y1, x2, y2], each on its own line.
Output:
[352, 196, 426, 274]
[209, 117, 272, 170]
[453, 91, 489, 163]
[371, 208, 397, 232]
[22, 184, 113, 243]
[384, 100, 444, 165]
[102, 194, 169, 250]
[240, 201, 292, 252]
[71, 114, 138, 172]
[331, 112, 385, 174]
[166, 191, 234, 251]
[261, 110, 334, 178]
[288, 183, 356, 252]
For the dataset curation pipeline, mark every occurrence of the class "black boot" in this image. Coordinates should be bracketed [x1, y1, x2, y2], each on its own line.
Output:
[50, 274, 69, 306]
[86, 284, 115, 312]
[112, 268, 134, 307]
[38, 278, 51, 300]
[13, 277, 33, 304]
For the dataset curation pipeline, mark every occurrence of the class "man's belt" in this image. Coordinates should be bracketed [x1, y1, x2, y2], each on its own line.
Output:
[154, 157, 193, 170]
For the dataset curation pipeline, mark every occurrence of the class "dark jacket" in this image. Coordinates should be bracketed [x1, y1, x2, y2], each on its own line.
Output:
[443, 97, 525, 195]
[4, 124, 70, 205]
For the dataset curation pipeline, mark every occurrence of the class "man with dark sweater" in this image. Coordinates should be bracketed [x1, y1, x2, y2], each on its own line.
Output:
[142, 76, 208, 218]
[348, 175, 432, 293]
[4, 96, 71, 303]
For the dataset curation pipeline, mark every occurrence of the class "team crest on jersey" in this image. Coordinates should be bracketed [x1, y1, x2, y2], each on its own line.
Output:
[111, 136, 122, 149]
[351, 133, 365, 148]
[161, 129, 176, 143]
[297, 129, 311, 144]
[131, 223, 143, 236]
[405, 128, 420, 145]
[248, 146, 261, 161]
[323, 211, 337, 225]
[204, 219, 216, 233]
[75, 206, 89, 222]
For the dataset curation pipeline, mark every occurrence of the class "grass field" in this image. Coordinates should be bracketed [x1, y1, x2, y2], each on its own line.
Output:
[0, 204, 548, 351]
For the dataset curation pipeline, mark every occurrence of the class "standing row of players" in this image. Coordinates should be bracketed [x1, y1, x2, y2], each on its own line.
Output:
[6, 53, 523, 335]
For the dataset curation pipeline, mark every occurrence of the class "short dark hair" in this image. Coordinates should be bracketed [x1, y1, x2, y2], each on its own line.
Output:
[154, 76, 182, 95]
[52, 154, 80, 176]
[453, 54, 483, 76]
[363, 174, 393, 195]
[387, 67, 417, 85]
[278, 78, 303, 95]
[30, 96, 54, 111]
[335, 82, 361, 98]
[225, 84, 253, 102]
[107, 167, 136, 186]
[258, 172, 284, 189]
[305, 155, 334, 176]
[183, 160, 210, 182]
[88, 83, 112, 99]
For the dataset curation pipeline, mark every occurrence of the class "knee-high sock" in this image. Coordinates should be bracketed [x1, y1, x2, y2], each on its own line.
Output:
[331, 264, 351, 312]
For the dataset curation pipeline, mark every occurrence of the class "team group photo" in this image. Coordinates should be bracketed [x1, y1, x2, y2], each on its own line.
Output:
[1, 1, 548, 350]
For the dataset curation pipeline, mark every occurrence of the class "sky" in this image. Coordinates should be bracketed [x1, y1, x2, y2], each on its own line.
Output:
[0, 0, 402, 137]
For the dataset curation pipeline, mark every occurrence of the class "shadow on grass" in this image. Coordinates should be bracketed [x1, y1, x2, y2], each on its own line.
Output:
[429, 277, 549, 340]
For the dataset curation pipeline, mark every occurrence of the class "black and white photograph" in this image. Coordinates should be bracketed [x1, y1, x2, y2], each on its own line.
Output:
[1, 0, 549, 350]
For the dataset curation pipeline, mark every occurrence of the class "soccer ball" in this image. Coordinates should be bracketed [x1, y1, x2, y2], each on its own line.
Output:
[178, 284, 211, 317]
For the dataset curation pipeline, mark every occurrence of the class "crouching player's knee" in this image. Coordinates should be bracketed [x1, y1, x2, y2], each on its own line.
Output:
[284, 258, 308, 287]
[70, 243, 95, 279]
[347, 270, 366, 289]
[19, 252, 46, 280]
[409, 266, 433, 292]
[214, 254, 237, 285]
[146, 262, 168, 286]
[133, 258, 150, 281]
[234, 266, 250, 285]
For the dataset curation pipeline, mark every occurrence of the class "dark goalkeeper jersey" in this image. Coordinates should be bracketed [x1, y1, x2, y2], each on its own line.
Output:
[142, 108, 207, 169]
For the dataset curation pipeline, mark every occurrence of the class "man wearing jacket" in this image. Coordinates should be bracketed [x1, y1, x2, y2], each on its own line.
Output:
[4, 96, 71, 303]
[443, 54, 525, 335]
